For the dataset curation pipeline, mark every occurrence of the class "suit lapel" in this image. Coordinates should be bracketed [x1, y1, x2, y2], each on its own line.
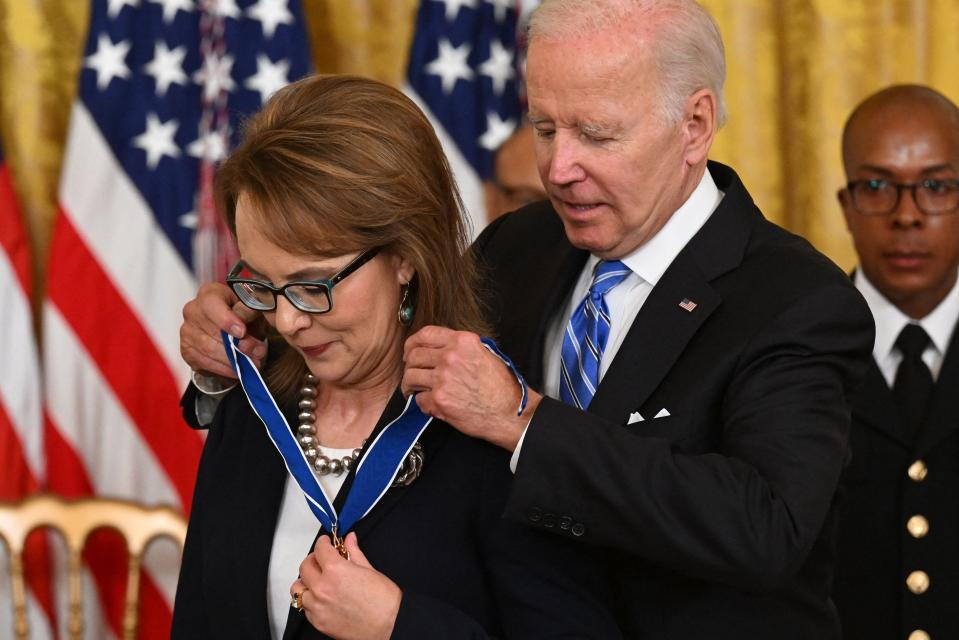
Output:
[589, 162, 753, 423]
[502, 241, 588, 390]
[845, 269, 914, 449]
[344, 413, 452, 537]
[916, 328, 959, 453]
[282, 392, 447, 640]
[850, 303, 959, 454]
[330, 391, 446, 532]
[230, 407, 288, 636]
[281, 593, 305, 639]
[852, 362, 912, 447]
[590, 258, 720, 423]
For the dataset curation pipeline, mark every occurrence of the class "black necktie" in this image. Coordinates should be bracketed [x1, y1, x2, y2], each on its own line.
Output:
[892, 324, 934, 440]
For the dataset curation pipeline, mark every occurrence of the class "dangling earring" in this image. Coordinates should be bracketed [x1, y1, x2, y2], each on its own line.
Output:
[397, 282, 414, 326]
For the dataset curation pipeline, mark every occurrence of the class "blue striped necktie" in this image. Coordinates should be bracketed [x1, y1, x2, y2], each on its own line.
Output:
[559, 260, 631, 409]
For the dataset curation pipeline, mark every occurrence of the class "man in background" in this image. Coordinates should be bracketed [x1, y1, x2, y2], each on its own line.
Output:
[485, 123, 547, 221]
[833, 85, 959, 640]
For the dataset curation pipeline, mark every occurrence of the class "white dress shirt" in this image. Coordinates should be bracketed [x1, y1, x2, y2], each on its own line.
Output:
[267, 448, 350, 640]
[854, 269, 959, 387]
[511, 168, 724, 470]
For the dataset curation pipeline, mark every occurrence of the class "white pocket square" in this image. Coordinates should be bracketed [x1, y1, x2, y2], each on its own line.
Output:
[654, 408, 671, 419]
[627, 411, 644, 425]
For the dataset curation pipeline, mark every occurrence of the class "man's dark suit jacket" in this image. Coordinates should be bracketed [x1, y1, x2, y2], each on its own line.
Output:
[835, 325, 959, 639]
[473, 161, 875, 639]
[171, 384, 621, 639]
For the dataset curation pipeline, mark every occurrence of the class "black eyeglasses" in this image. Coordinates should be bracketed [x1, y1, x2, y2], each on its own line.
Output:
[226, 248, 381, 314]
[847, 178, 959, 216]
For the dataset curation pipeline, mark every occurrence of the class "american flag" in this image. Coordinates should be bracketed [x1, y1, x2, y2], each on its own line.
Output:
[406, 0, 523, 234]
[679, 298, 698, 313]
[0, 143, 56, 638]
[42, 0, 309, 637]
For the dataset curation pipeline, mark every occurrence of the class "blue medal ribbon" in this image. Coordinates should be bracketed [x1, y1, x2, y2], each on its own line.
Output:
[480, 337, 528, 415]
[221, 331, 527, 536]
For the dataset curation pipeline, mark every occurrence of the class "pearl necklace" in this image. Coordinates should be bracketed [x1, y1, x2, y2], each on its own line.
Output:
[296, 372, 424, 485]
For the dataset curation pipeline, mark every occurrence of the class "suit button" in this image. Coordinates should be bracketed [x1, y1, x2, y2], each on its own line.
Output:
[559, 516, 572, 531]
[571, 522, 586, 537]
[527, 507, 542, 523]
[906, 570, 930, 595]
[907, 515, 930, 539]
[542, 513, 556, 528]
[909, 631, 930, 640]
[908, 460, 928, 482]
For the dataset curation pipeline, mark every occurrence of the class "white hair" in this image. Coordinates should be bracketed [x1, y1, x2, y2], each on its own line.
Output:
[528, 0, 728, 127]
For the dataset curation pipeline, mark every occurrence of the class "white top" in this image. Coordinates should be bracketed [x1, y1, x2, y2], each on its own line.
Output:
[267, 446, 352, 640]
[854, 269, 959, 387]
[511, 168, 724, 470]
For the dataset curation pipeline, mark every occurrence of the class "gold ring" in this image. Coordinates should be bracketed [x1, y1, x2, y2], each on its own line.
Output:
[290, 586, 309, 611]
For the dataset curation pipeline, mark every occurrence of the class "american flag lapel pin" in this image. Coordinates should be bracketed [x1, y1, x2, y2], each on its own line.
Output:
[678, 298, 698, 312]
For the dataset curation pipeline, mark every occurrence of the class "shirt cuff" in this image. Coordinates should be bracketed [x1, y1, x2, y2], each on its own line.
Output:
[194, 393, 222, 427]
[509, 422, 532, 474]
[191, 370, 237, 396]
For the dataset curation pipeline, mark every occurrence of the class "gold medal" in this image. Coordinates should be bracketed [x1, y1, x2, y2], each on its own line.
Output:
[331, 526, 351, 560]
[332, 530, 351, 560]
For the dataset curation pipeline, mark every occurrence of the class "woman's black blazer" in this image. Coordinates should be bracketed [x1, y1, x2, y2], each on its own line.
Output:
[171, 385, 621, 639]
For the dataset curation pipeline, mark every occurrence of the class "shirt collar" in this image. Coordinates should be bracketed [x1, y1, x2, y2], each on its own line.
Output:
[855, 268, 959, 359]
[620, 167, 723, 285]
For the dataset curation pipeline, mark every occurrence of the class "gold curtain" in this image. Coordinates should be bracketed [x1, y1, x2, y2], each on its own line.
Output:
[2, 0, 958, 304]
[702, 0, 959, 270]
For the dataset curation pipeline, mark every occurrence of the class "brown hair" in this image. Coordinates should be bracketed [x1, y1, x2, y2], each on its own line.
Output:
[216, 74, 490, 399]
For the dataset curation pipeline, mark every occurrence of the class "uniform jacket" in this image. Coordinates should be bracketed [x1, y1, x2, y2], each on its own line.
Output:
[171, 383, 622, 639]
[835, 325, 959, 639]
[473, 161, 876, 639]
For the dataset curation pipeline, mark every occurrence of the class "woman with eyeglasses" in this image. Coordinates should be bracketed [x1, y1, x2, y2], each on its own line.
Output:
[171, 74, 619, 640]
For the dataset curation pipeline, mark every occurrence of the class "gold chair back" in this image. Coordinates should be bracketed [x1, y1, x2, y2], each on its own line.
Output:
[0, 493, 187, 640]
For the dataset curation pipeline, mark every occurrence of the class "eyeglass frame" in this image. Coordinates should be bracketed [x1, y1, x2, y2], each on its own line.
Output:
[845, 178, 959, 216]
[226, 247, 381, 314]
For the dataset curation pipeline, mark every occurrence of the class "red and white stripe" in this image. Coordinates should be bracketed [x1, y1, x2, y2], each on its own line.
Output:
[0, 153, 56, 638]
[43, 101, 203, 638]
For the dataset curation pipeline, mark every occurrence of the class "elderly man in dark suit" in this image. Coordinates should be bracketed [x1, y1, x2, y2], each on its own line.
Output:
[401, 0, 875, 638]
[832, 85, 959, 640]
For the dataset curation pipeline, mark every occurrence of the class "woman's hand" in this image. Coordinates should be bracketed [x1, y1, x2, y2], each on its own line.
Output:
[180, 282, 267, 379]
[292, 533, 401, 640]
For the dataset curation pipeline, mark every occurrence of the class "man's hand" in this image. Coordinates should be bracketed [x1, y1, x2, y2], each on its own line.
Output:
[291, 534, 401, 640]
[402, 325, 542, 452]
[179, 282, 267, 380]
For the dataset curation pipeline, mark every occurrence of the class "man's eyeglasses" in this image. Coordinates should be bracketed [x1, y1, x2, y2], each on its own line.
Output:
[226, 248, 381, 314]
[846, 178, 959, 216]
